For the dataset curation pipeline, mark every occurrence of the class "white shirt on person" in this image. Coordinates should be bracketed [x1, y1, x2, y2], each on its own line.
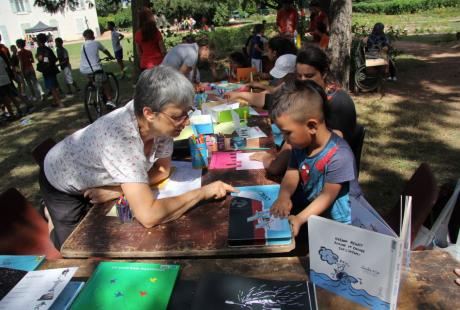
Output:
[44, 100, 173, 195]
[79, 40, 106, 74]
[111, 30, 122, 52]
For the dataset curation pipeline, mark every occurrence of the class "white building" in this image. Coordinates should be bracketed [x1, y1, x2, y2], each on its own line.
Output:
[0, 0, 100, 47]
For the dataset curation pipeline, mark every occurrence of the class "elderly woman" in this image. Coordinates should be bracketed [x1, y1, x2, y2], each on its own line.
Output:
[366, 22, 397, 81]
[40, 66, 236, 249]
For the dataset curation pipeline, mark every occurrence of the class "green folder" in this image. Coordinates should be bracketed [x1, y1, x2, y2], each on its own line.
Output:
[70, 262, 180, 310]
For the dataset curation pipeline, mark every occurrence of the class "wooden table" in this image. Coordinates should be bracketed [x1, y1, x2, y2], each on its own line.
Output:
[41, 250, 460, 309]
[61, 116, 295, 258]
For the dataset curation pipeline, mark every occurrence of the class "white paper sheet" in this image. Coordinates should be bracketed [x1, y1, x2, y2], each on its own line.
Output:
[247, 126, 267, 139]
[248, 106, 259, 116]
[157, 161, 202, 198]
[0, 267, 78, 310]
[236, 152, 265, 170]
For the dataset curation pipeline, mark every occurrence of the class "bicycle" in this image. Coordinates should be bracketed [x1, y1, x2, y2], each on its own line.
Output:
[83, 57, 120, 123]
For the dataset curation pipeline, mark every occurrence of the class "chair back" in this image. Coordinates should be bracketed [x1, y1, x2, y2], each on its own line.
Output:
[0, 188, 61, 258]
[236, 67, 257, 83]
[32, 138, 56, 169]
[350, 124, 365, 177]
[384, 163, 439, 243]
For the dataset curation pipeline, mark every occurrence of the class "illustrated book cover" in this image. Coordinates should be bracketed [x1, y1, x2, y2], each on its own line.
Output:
[70, 262, 180, 310]
[191, 273, 317, 310]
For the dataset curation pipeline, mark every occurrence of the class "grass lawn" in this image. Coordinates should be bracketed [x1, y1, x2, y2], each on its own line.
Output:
[0, 9, 459, 219]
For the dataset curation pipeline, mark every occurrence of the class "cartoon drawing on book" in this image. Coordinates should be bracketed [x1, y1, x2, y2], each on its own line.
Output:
[311, 246, 390, 309]
[224, 282, 308, 309]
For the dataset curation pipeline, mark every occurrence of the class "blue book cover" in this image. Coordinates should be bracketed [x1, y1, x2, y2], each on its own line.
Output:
[50, 281, 84, 310]
[0, 255, 45, 271]
[230, 185, 292, 246]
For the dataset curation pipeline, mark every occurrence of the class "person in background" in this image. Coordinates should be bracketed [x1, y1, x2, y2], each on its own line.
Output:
[35, 33, 62, 108]
[276, 0, 298, 38]
[249, 36, 297, 89]
[55, 38, 81, 97]
[40, 66, 237, 249]
[307, 0, 329, 43]
[269, 80, 370, 237]
[366, 22, 397, 81]
[9, 45, 26, 97]
[249, 24, 265, 73]
[162, 37, 213, 83]
[0, 55, 22, 119]
[135, 7, 166, 71]
[227, 51, 251, 82]
[79, 29, 115, 109]
[16, 39, 43, 102]
[107, 21, 126, 79]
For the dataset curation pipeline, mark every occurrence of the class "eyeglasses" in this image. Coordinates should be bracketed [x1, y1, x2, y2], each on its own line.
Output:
[158, 106, 196, 125]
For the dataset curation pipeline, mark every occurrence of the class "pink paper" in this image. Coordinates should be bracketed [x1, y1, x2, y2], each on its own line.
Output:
[208, 152, 238, 169]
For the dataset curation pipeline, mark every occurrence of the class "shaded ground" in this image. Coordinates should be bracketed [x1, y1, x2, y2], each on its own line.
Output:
[0, 38, 459, 217]
[355, 40, 460, 214]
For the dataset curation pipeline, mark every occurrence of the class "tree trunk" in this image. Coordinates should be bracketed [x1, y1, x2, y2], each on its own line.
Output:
[131, 0, 150, 79]
[327, 0, 352, 89]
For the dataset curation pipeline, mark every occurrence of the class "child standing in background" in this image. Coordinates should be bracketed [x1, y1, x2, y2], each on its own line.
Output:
[108, 21, 126, 79]
[269, 80, 372, 237]
[16, 39, 43, 102]
[55, 37, 81, 97]
[249, 24, 265, 73]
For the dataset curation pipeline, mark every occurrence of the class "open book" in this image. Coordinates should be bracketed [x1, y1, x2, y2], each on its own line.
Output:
[308, 197, 412, 310]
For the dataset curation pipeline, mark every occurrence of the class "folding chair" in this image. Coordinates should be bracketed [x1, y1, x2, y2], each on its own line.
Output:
[236, 67, 257, 83]
[349, 124, 365, 177]
[0, 188, 61, 258]
[383, 163, 439, 243]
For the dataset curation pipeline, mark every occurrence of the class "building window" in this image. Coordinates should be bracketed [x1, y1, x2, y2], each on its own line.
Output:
[9, 0, 31, 14]
[75, 0, 86, 10]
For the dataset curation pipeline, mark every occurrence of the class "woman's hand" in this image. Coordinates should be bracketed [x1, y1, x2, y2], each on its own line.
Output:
[270, 196, 292, 218]
[201, 181, 239, 200]
[84, 186, 123, 204]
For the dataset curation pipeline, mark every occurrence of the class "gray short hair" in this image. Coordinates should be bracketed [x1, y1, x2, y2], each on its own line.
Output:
[133, 66, 194, 116]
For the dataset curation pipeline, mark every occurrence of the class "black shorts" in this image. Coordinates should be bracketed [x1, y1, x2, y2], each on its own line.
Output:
[39, 169, 92, 249]
[114, 48, 123, 60]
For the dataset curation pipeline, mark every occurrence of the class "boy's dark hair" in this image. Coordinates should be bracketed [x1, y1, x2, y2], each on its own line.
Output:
[16, 39, 26, 48]
[271, 79, 329, 124]
[36, 33, 48, 44]
[268, 36, 297, 58]
[107, 21, 115, 28]
[253, 24, 264, 34]
[83, 29, 94, 38]
[54, 37, 63, 45]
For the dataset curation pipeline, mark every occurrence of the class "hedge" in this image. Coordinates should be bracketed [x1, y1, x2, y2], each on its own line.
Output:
[353, 0, 460, 14]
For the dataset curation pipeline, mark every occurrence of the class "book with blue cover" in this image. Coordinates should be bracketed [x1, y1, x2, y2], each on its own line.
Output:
[50, 281, 84, 310]
[0, 255, 45, 271]
[229, 185, 292, 246]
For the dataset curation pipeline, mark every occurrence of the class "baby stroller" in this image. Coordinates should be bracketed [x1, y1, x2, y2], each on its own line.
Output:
[353, 39, 396, 94]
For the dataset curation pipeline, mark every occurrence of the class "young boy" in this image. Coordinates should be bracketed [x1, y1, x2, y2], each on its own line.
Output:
[16, 39, 43, 102]
[35, 33, 62, 107]
[107, 21, 125, 79]
[55, 37, 80, 96]
[270, 80, 370, 236]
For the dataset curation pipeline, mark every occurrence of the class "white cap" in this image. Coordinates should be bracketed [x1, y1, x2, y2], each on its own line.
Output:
[269, 54, 297, 79]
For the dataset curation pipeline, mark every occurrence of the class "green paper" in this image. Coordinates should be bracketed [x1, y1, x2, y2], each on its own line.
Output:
[70, 262, 180, 310]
